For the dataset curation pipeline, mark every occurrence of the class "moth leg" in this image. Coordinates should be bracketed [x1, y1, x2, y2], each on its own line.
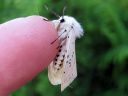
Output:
[56, 37, 67, 49]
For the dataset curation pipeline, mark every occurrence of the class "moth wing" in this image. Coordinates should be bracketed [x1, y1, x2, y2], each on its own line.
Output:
[61, 31, 77, 91]
[48, 40, 66, 85]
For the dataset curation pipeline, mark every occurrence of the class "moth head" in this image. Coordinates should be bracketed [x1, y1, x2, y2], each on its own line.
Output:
[52, 16, 84, 38]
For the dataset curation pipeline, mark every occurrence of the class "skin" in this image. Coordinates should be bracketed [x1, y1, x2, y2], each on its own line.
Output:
[0, 16, 59, 96]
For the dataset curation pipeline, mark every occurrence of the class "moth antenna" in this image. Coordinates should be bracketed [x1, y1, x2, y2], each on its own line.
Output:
[62, 6, 67, 19]
[44, 5, 60, 18]
[63, 6, 67, 16]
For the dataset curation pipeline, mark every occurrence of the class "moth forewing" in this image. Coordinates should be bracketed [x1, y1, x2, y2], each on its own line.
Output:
[48, 40, 67, 85]
[61, 32, 77, 91]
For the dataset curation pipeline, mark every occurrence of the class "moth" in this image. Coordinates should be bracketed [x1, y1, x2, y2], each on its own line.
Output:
[48, 15, 83, 91]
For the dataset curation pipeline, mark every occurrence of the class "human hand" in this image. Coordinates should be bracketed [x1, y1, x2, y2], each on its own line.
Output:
[0, 16, 59, 96]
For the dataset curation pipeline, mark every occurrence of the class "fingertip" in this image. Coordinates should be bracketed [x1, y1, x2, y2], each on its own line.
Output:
[0, 16, 59, 95]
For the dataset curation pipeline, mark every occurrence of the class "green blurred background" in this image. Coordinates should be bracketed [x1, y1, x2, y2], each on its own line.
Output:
[0, 0, 128, 96]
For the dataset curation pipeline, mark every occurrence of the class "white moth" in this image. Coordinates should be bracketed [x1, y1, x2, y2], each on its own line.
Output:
[48, 16, 83, 91]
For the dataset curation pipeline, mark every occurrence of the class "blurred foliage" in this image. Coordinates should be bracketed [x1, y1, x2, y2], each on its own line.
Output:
[0, 0, 128, 96]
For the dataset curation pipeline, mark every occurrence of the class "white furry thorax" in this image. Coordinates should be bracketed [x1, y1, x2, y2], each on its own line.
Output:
[52, 16, 83, 39]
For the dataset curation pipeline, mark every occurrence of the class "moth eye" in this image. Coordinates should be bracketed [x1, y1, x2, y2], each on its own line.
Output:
[60, 18, 65, 23]
[64, 72, 65, 74]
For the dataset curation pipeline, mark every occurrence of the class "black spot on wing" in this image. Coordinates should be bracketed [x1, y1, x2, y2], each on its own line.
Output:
[71, 26, 73, 28]
[59, 63, 63, 67]
[61, 59, 64, 62]
[57, 68, 60, 70]
[55, 58, 57, 61]
[57, 45, 63, 49]
[60, 45, 62, 48]
[56, 54, 59, 57]
[65, 50, 67, 53]
[59, 49, 61, 52]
